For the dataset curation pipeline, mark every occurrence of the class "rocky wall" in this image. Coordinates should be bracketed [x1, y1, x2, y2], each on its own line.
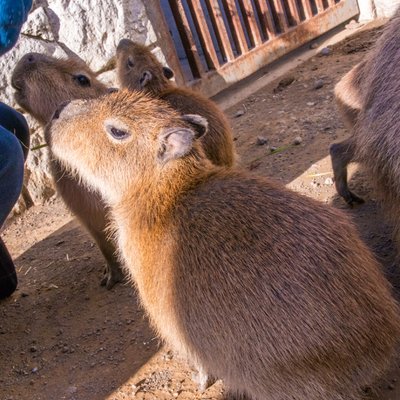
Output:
[0, 0, 167, 212]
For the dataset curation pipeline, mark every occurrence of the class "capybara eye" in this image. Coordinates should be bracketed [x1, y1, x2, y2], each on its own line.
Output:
[73, 74, 91, 87]
[109, 126, 130, 140]
[127, 57, 134, 69]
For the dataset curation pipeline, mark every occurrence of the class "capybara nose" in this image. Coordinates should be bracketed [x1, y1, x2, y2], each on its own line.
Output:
[53, 101, 71, 120]
[117, 38, 133, 51]
[26, 54, 36, 63]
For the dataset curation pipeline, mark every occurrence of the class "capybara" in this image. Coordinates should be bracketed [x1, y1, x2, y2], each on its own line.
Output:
[12, 52, 124, 289]
[330, 61, 365, 206]
[48, 90, 400, 400]
[330, 9, 400, 246]
[116, 38, 236, 168]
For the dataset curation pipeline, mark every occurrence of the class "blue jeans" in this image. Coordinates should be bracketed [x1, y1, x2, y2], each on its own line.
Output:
[0, 102, 29, 299]
[0, 103, 29, 227]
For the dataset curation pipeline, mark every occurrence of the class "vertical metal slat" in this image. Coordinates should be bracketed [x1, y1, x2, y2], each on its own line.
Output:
[253, 0, 277, 39]
[187, 0, 220, 69]
[270, 0, 289, 31]
[285, 0, 301, 25]
[221, 0, 249, 54]
[315, 0, 325, 12]
[169, 0, 206, 78]
[239, 0, 264, 46]
[203, 0, 236, 62]
[300, 0, 314, 19]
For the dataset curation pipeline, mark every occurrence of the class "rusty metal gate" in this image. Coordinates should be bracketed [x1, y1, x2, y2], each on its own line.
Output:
[145, 0, 359, 97]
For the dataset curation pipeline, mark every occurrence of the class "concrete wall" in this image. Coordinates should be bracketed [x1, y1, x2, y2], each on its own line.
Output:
[358, 0, 400, 20]
[0, 0, 168, 212]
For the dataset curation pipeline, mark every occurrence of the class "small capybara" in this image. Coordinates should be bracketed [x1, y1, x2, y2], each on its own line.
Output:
[48, 90, 400, 400]
[116, 38, 236, 168]
[330, 8, 400, 246]
[12, 52, 124, 289]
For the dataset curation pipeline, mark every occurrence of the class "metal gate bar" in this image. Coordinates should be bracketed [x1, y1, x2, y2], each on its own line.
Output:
[146, 0, 359, 96]
[203, 0, 236, 62]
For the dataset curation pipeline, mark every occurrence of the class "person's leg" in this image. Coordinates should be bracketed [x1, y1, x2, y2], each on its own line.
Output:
[0, 102, 30, 160]
[0, 237, 17, 299]
[0, 126, 24, 226]
[0, 124, 25, 299]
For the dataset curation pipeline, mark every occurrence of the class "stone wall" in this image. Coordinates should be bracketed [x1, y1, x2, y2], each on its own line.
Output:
[358, 0, 400, 20]
[0, 0, 167, 212]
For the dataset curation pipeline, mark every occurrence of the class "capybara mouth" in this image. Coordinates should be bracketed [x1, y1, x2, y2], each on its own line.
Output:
[11, 77, 23, 91]
[52, 101, 71, 120]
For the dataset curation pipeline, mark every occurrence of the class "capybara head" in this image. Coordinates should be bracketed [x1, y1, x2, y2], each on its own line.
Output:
[116, 39, 174, 94]
[12, 52, 109, 125]
[48, 90, 208, 202]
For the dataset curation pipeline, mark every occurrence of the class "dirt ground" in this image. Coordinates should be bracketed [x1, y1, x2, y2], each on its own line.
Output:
[2, 23, 400, 400]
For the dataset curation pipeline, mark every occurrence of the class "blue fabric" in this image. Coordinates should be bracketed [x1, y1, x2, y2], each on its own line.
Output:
[0, 125, 24, 227]
[0, 102, 30, 160]
[0, 0, 32, 55]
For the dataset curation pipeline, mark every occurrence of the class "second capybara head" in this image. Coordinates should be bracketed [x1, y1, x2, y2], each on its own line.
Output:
[116, 39, 174, 94]
[12, 52, 109, 125]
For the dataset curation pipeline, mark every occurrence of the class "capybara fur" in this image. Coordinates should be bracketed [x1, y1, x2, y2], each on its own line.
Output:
[331, 9, 400, 246]
[116, 38, 236, 168]
[12, 52, 124, 289]
[330, 61, 366, 206]
[48, 90, 400, 400]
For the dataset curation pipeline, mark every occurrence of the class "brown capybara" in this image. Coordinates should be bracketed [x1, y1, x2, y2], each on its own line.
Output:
[48, 90, 400, 400]
[330, 9, 400, 245]
[12, 52, 124, 289]
[330, 61, 366, 206]
[116, 38, 236, 168]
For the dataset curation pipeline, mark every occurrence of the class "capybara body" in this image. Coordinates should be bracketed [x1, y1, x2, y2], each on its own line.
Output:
[12, 53, 124, 288]
[48, 90, 400, 400]
[116, 39, 236, 168]
[331, 9, 400, 244]
[330, 61, 366, 206]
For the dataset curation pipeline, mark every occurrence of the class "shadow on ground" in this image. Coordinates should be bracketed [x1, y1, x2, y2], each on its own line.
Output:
[0, 220, 158, 400]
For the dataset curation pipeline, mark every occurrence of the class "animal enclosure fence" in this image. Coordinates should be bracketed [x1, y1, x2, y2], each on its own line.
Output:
[145, 0, 359, 96]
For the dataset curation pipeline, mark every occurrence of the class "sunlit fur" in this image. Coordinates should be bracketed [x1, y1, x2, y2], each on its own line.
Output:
[12, 52, 124, 288]
[49, 89, 400, 400]
[116, 39, 236, 168]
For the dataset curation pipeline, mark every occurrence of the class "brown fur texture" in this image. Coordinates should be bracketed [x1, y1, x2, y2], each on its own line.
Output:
[354, 7, 400, 244]
[48, 90, 400, 400]
[331, 8, 400, 244]
[116, 39, 236, 168]
[12, 52, 125, 289]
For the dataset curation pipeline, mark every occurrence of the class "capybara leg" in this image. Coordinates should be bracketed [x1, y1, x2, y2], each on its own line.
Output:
[192, 366, 217, 392]
[92, 233, 125, 290]
[330, 138, 364, 206]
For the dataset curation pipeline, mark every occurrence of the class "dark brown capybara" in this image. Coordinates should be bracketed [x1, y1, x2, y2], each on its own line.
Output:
[116, 38, 236, 168]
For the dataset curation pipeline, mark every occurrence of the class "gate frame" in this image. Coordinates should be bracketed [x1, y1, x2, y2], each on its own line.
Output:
[143, 0, 359, 98]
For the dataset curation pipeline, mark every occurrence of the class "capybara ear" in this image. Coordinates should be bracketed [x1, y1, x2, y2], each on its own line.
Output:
[181, 114, 208, 138]
[139, 70, 153, 88]
[157, 126, 198, 163]
[163, 67, 174, 80]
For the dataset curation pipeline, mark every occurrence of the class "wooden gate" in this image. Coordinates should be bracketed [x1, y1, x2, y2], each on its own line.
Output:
[145, 0, 359, 97]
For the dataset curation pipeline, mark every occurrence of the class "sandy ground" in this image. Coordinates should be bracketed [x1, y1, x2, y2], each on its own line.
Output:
[2, 23, 400, 400]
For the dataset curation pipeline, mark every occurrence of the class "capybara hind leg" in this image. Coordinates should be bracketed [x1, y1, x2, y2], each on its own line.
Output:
[330, 137, 364, 206]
